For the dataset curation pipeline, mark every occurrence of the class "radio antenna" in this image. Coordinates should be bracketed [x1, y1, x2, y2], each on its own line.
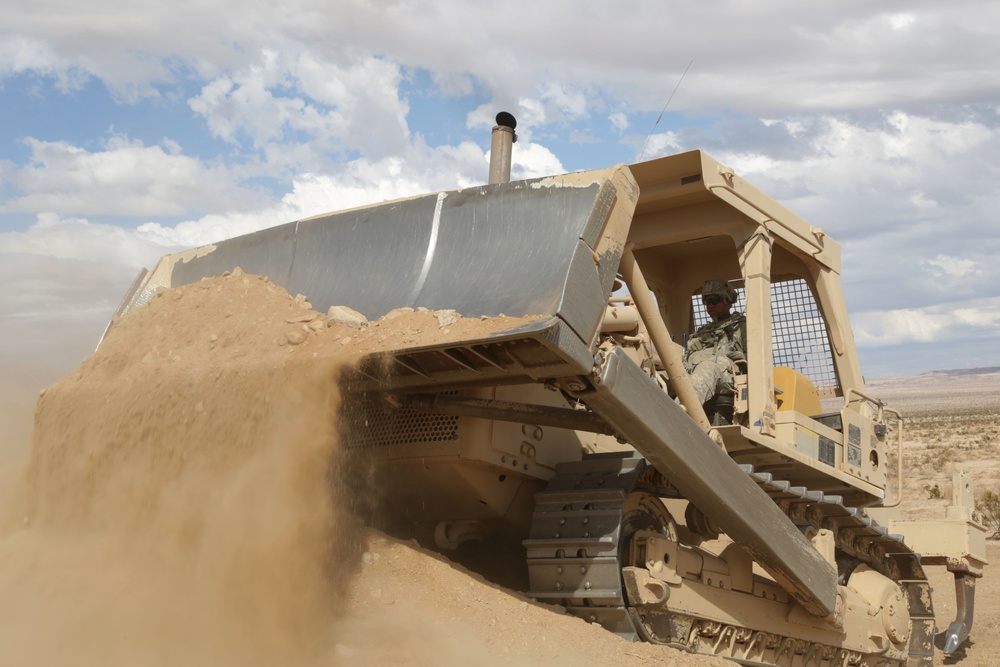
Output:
[636, 59, 693, 162]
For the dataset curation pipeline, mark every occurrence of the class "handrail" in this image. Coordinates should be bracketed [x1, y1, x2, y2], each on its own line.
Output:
[844, 386, 885, 421]
[881, 406, 904, 509]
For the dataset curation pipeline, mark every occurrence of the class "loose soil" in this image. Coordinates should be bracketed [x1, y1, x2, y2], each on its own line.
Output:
[0, 271, 996, 666]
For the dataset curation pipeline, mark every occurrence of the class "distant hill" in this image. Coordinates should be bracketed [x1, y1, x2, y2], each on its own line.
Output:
[917, 366, 1000, 378]
[868, 366, 1000, 386]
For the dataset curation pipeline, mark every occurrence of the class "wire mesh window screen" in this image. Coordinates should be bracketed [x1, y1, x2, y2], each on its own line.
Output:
[771, 279, 838, 392]
[690, 278, 838, 393]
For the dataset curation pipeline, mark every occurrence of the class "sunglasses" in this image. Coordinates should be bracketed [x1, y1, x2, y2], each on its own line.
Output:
[702, 296, 723, 306]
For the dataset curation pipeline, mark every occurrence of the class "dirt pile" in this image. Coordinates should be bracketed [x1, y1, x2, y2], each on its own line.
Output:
[0, 271, 706, 667]
[335, 530, 728, 667]
[0, 271, 368, 666]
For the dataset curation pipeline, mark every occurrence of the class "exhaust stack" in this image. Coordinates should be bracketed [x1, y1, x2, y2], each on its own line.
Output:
[488, 111, 517, 184]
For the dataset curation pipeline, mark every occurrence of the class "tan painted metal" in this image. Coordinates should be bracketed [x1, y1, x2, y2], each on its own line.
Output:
[624, 532, 909, 662]
[618, 247, 713, 435]
[110, 140, 989, 665]
[871, 471, 988, 576]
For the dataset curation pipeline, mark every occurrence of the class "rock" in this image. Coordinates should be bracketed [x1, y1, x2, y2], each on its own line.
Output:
[382, 307, 414, 320]
[435, 309, 459, 327]
[340, 336, 352, 345]
[286, 313, 318, 324]
[307, 319, 325, 332]
[327, 305, 368, 329]
[287, 332, 305, 346]
[232, 266, 244, 277]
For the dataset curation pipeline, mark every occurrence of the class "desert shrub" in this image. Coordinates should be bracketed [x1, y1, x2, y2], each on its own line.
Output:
[926, 483, 943, 500]
[976, 489, 1000, 539]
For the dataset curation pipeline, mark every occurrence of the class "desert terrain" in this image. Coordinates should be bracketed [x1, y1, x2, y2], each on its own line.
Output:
[0, 273, 997, 666]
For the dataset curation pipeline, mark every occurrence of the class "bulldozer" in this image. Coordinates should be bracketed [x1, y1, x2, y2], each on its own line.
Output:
[107, 114, 986, 666]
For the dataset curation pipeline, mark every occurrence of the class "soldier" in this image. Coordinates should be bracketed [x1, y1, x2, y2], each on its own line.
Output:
[684, 279, 747, 408]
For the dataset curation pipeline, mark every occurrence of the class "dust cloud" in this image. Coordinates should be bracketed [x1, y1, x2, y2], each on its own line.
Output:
[0, 271, 705, 667]
[0, 273, 365, 667]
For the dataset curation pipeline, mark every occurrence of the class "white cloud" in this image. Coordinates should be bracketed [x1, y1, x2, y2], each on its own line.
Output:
[2, 136, 261, 217]
[431, 71, 475, 98]
[1, 213, 173, 266]
[188, 52, 410, 161]
[513, 98, 547, 135]
[608, 112, 628, 135]
[637, 131, 682, 162]
[887, 13, 917, 31]
[0, 1, 997, 116]
[924, 255, 982, 279]
[539, 82, 588, 119]
[853, 297, 1000, 347]
[509, 142, 564, 181]
[0, 36, 82, 89]
[742, 111, 998, 209]
[702, 111, 1000, 310]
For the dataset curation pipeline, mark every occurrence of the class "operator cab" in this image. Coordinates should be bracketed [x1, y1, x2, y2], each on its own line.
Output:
[621, 151, 896, 507]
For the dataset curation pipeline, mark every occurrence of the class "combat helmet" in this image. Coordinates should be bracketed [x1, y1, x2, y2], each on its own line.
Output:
[700, 279, 738, 304]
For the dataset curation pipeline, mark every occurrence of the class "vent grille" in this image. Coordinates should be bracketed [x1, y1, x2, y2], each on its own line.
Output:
[340, 392, 460, 450]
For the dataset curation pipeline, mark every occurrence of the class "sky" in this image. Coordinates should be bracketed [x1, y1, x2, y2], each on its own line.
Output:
[1, 0, 998, 379]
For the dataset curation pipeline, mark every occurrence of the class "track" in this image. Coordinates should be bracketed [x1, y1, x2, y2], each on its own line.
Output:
[524, 452, 935, 667]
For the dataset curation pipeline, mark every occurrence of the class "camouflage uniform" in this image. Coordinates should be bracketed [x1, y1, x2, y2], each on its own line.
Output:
[683, 311, 747, 406]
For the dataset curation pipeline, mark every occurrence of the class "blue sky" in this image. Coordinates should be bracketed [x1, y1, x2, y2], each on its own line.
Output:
[1, 0, 999, 377]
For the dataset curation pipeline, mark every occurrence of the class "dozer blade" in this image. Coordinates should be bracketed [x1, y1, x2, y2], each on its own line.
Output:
[116, 166, 639, 357]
